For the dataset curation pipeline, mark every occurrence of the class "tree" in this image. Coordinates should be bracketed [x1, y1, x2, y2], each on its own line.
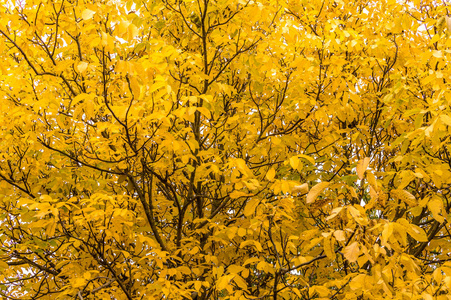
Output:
[0, 0, 451, 298]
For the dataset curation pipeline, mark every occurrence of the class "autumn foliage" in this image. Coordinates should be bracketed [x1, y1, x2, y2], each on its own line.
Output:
[1, 0, 451, 299]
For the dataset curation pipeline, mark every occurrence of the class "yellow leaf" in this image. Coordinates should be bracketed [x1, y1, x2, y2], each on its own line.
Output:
[369, 185, 378, 201]
[235, 158, 251, 175]
[381, 223, 394, 246]
[46, 220, 57, 237]
[446, 16, 451, 31]
[333, 230, 346, 242]
[199, 94, 213, 103]
[392, 189, 417, 206]
[410, 206, 423, 217]
[397, 218, 428, 242]
[240, 240, 263, 252]
[432, 50, 443, 58]
[292, 183, 309, 194]
[348, 205, 368, 226]
[237, 228, 247, 237]
[232, 275, 247, 289]
[428, 196, 445, 223]
[306, 182, 329, 203]
[128, 24, 139, 39]
[413, 172, 423, 178]
[281, 180, 291, 194]
[129, 76, 141, 99]
[197, 107, 212, 119]
[423, 294, 433, 300]
[343, 242, 360, 263]
[228, 264, 244, 274]
[243, 257, 260, 266]
[116, 20, 130, 36]
[366, 172, 377, 188]
[309, 285, 330, 297]
[216, 274, 233, 291]
[73, 278, 88, 288]
[350, 274, 366, 290]
[290, 156, 299, 169]
[298, 154, 315, 164]
[266, 168, 276, 181]
[178, 266, 191, 275]
[398, 171, 415, 190]
[82, 9, 96, 20]
[0, 260, 8, 269]
[407, 224, 429, 242]
[293, 288, 303, 298]
[356, 157, 370, 180]
[83, 271, 91, 280]
[229, 191, 251, 199]
[326, 207, 344, 221]
[441, 114, 451, 126]
[323, 236, 335, 259]
[17, 198, 35, 206]
[348, 186, 358, 198]
[243, 198, 259, 216]
[188, 107, 197, 116]
[76, 61, 89, 73]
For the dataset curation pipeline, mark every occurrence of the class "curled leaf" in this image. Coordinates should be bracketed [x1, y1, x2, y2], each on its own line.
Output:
[306, 182, 329, 204]
[292, 183, 309, 194]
